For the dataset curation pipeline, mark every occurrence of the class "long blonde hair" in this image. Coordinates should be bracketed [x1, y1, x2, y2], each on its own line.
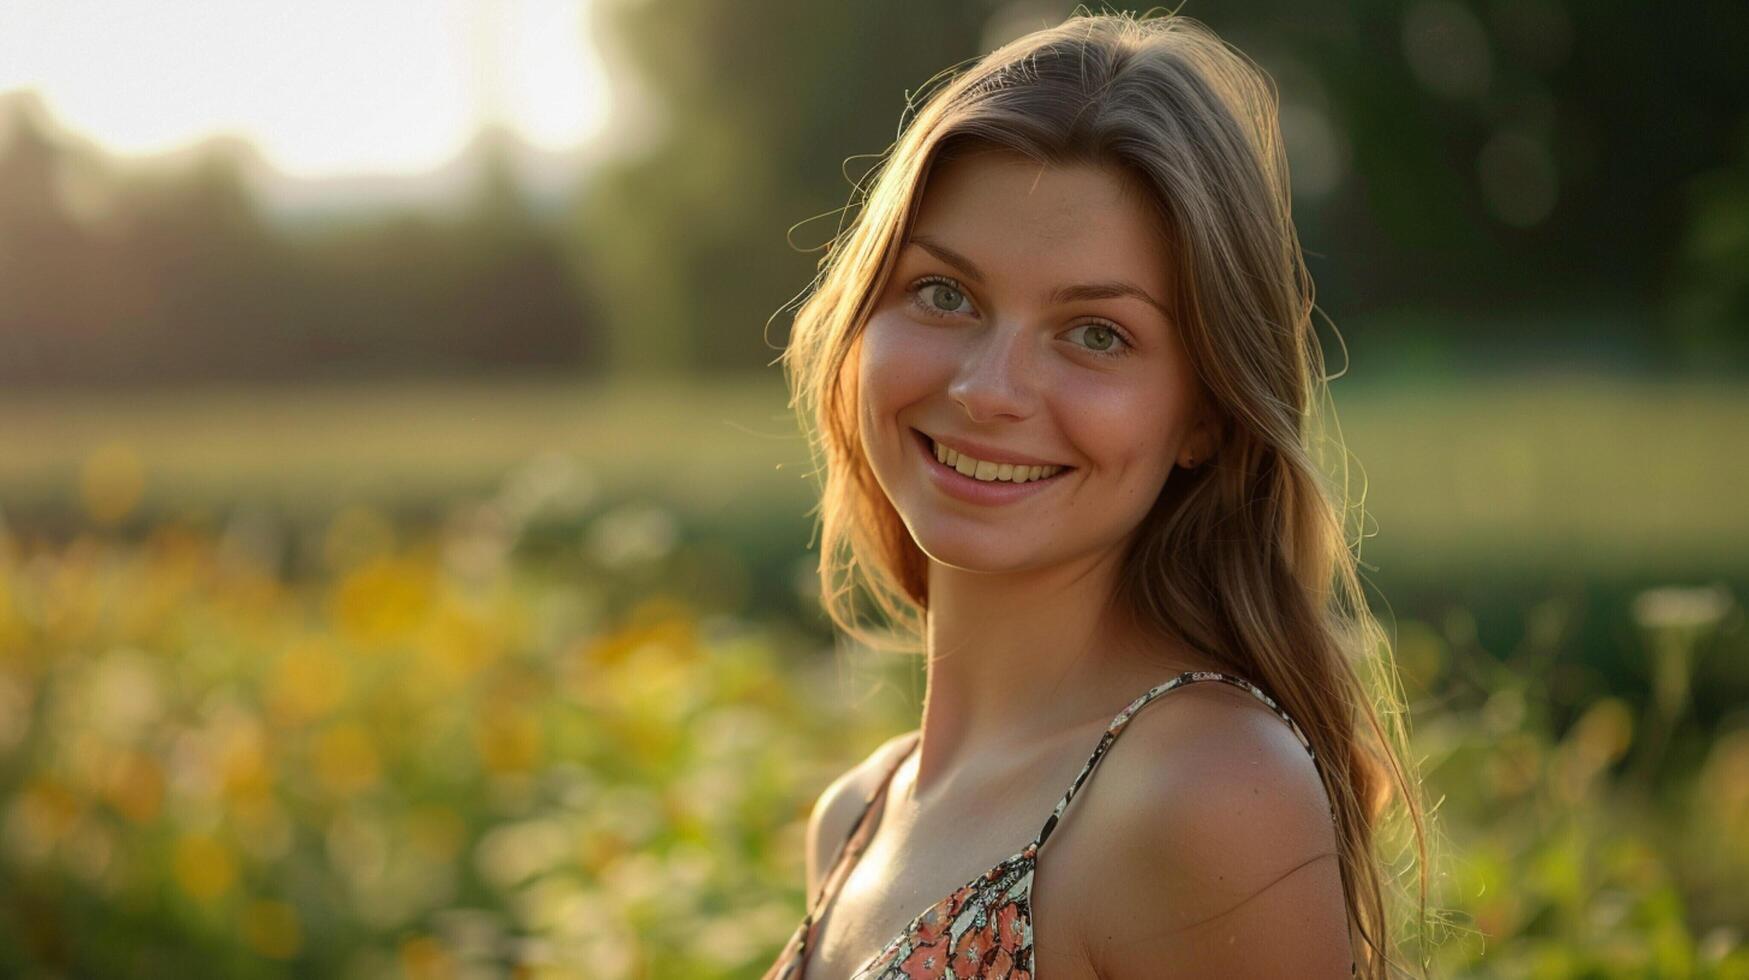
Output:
[781, 10, 1440, 977]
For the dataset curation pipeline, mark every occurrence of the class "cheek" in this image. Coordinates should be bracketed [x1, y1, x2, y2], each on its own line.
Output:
[857, 312, 941, 413]
[855, 317, 907, 455]
[1056, 383, 1183, 484]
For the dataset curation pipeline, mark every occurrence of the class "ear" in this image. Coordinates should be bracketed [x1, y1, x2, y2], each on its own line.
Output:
[1181, 403, 1224, 467]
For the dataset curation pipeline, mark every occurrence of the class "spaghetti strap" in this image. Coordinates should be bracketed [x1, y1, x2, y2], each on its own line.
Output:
[1032, 670, 1318, 852]
[765, 678, 1345, 980]
[771, 731, 921, 980]
[812, 732, 919, 913]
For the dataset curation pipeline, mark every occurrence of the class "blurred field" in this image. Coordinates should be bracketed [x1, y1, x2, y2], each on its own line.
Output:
[0, 378, 809, 526]
[6, 0, 1747, 973]
[2, 375, 1748, 977]
[4, 374, 1748, 573]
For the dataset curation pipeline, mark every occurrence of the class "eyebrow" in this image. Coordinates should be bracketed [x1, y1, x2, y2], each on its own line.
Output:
[905, 233, 1173, 322]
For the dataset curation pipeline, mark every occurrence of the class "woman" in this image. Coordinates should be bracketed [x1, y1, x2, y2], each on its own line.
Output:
[766, 11, 1433, 979]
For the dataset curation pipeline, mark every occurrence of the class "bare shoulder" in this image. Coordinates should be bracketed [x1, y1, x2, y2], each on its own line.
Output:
[804, 729, 919, 898]
[1075, 681, 1352, 978]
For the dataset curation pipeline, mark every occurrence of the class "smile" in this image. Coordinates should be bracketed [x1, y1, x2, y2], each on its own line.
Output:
[911, 428, 1074, 503]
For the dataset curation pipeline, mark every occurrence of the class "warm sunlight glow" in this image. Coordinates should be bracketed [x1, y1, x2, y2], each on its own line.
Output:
[0, 0, 611, 177]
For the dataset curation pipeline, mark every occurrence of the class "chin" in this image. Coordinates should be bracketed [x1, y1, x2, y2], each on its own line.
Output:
[904, 522, 1048, 573]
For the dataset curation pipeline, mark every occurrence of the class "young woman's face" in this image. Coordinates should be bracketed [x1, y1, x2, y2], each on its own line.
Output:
[857, 148, 1214, 574]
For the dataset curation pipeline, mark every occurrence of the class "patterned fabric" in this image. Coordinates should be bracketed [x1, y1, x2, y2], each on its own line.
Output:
[764, 670, 1352, 979]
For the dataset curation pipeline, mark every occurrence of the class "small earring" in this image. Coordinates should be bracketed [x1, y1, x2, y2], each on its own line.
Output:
[1183, 454, 1196, 468]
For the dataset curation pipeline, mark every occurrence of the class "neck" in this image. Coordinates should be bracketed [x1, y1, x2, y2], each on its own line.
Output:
[908, 549, 1219, 803]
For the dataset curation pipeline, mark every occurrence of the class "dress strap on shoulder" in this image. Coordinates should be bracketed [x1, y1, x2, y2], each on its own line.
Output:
[777, 731, 924, 980]
[1031, 670, 1316, 852]
[804, 731, 921, 918]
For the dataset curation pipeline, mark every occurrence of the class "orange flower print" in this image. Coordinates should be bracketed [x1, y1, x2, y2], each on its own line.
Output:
[865, 939, 902, 973]
[983, 947, 1016, 979]
[942, 882, 977, 920]
[914, 899, 953, 944]
[951, 917, 998, 975]
[899, 936, 950, 979]
[993, 900, 1027, 953]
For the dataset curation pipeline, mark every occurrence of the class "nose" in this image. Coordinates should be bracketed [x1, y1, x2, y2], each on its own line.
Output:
[946, 317, 1039, 423]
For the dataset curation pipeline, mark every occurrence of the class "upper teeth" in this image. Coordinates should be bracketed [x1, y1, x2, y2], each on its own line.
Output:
[933, 439, 1065, 483]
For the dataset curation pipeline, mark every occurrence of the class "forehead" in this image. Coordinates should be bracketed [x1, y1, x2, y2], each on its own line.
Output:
[904, 150, 1172, 290]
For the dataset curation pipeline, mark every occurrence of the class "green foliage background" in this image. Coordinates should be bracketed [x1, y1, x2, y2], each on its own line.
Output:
[1, 380, 1746, 977]
[2, 0, 1747, 976]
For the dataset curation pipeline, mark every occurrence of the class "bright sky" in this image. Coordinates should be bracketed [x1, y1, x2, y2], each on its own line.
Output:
[0, 0, 612, 178]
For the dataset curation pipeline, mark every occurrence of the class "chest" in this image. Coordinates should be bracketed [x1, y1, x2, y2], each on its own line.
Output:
[803, 800, 1107, 980]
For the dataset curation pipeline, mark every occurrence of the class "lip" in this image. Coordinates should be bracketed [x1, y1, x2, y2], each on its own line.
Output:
[911, 428, 1074, 505]
[916, 430, 1071, 469]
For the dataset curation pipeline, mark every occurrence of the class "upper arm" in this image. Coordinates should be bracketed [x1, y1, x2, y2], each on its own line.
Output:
[1081, 688, 1352, 979]
[804, 731, 917, 899]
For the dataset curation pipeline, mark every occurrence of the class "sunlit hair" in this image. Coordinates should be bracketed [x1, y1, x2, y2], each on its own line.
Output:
[780, 10, 1445, 977]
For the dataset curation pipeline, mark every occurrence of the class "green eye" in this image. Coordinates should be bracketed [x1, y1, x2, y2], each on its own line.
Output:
[906, 275, 1137, 361]
[914, 277, 971, 315]
[1068, 322, 1134, 359]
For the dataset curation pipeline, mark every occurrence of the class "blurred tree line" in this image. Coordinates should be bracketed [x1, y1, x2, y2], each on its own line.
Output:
[2, 0, 1746, 386]
[0, 97, 601, 387]
[573, 0, 1749, 374]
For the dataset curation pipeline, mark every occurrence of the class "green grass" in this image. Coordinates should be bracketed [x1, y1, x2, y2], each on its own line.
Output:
[3, 373, 1745, 571]
[0, 499, 1744, 977]
[2, 373, 1747, 976]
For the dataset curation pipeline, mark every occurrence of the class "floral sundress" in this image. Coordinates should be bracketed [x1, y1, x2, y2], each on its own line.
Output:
[763, 670, 1355, 979]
